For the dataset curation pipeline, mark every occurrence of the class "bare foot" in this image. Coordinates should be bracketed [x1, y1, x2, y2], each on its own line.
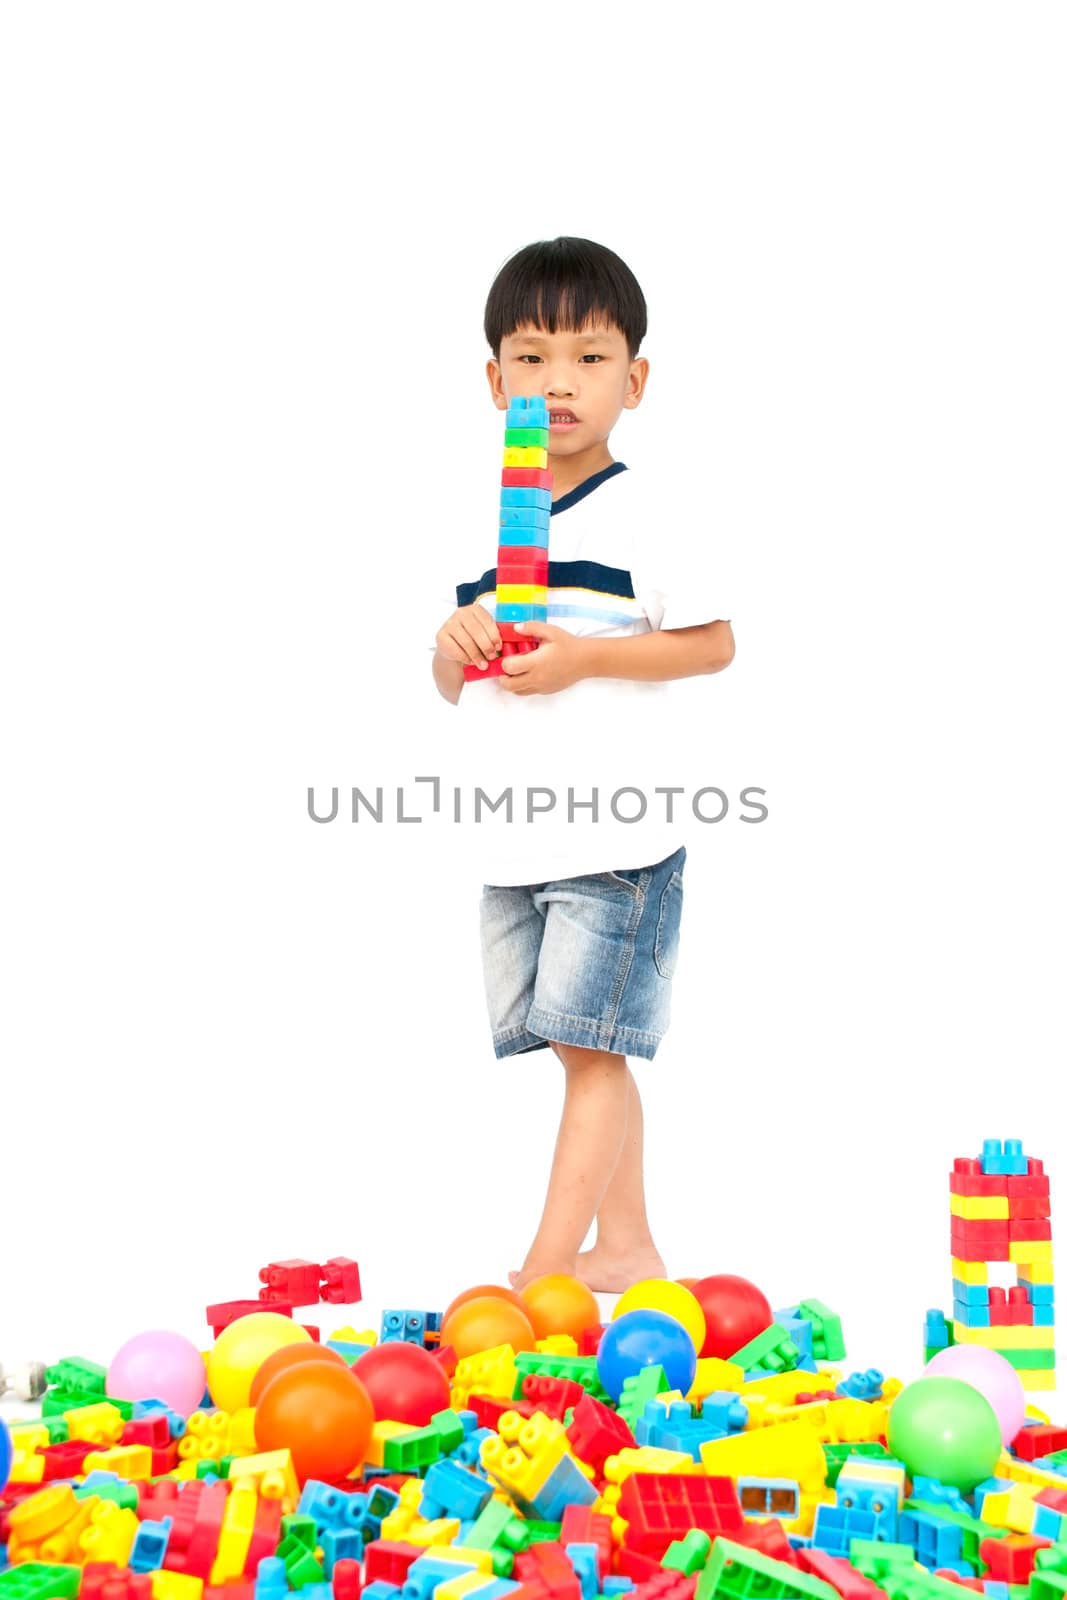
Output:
[508, 1261, 577, 1291]
[575, 1244, 667, 1293]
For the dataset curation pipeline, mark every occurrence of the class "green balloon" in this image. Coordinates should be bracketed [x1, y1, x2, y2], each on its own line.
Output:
[888, 1375, 1002, 1490]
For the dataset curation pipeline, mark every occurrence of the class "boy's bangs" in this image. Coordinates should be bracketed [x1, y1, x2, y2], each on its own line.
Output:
[485, 237, 648, 359]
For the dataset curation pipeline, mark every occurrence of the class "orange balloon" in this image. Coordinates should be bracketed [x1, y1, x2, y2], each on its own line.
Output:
[442, 1283, 529, 1324]
[519, 1274, 600, 1340]
[441, 1295, 537, 1359]
[676, 1277, 700, 1291]
[255, 1362, 374, 1482]
[249, 1340, 347, 1407]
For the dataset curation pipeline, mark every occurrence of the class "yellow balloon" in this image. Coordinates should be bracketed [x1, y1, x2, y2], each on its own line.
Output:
[206, 1313, 311, 1412]
[613, 1278, 706, 1352]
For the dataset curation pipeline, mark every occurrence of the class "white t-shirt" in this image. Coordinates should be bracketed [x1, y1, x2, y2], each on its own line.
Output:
[428, 462, 731, 885]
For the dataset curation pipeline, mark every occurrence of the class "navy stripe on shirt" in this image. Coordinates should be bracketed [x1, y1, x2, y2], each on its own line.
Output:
[456, 558, 636, 610]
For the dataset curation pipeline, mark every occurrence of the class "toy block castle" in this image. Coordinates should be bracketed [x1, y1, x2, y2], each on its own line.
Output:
[462, 396, 553, 683]
[932, 1138, 1055, 1391]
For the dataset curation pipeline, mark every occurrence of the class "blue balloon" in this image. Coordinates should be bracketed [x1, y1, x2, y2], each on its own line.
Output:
[596, 1308, 697, 1401]
[0, 1417, 11, 1494]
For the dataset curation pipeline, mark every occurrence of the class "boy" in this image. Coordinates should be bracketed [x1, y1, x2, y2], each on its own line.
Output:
[431, 238, 734, 1292]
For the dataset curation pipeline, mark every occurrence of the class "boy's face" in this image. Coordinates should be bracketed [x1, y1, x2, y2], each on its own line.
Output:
[486, 319, 648, 466]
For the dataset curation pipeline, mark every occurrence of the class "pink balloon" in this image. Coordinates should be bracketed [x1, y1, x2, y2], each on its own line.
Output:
[107, 1329, 207, 1417]
[925, 1344, 1026, 1445]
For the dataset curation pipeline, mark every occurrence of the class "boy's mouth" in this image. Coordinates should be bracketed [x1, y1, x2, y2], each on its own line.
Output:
[549, 410, 579, 429]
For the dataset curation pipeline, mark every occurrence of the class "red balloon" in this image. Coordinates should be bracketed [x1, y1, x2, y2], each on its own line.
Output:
[255, 1362, 373, 1482]
[249, 1341, 347, 1407]
[353, 1341, 450, 1426]
[691, 1274, 773, 1359]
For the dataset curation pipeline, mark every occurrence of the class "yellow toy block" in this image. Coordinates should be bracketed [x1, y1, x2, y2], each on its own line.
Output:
[228, 1448, 300, 1512]
[996, 1451, 1067, 1489]
[65, 1401, 126, 1445]
[687, 1357, 744, 1400]
[741, 1371, 842, 1405]
[747, 1398, 831, 1434]
[481, 1412, 569, 1501]
[9, 1448, 45, 1483]
[14, 1494, 97, 1565]
[331, 1324, 377, 1345]
[437, 1572, 500, 1600]
[80, 1500, 139, 1564]
[405, 1516, 463, 1547]
[536, 1335, 579, 1356]
[495, 584, 548, 606]
[952, 1322, 1055, 1349]
[83, 1443, 153, 1480]
[209, 1480, 258, 1586]
[601, 1446, 696, 1485]
[1021, 1369, 1056, 1391]
[824, 1398, 891, 1445]
[431, 1547, 494, 1575]
[1010, 1241, 1053, 1264]
[952, 1258, 990, 1285]
[179, 1408, 232, 1462]
[169, 1459, 201, 1480]
[7, 1483, 80, 1548]
[1019, 1261, 1055, 1285]
[700, 1420, 827, 1499]
[151, 1573, 205, 1600]
[9, 1424, 50, 1453]
[451, 1344, 517, 1409]
[231, 1405, 258, 1453]
[502, 447, 549, 469]
[951, 1194, 1011, 1220]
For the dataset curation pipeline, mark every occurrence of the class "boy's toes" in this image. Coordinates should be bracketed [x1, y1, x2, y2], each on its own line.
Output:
[507, 1270, 521, 1287]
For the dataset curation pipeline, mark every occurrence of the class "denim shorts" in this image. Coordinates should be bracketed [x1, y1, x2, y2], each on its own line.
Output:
[479, 846, 686, 1061]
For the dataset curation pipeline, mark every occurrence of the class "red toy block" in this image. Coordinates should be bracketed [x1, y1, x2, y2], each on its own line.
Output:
[522, 1374, 587, 1421]
[1007, 1219, 1052, 1242]
[1012, 1424, 1067, 1461]
[138, 1478, 182, 1519]
[432, 1342, 457, 1377]
[560, 1504, 613, 1575]
[259, 1258, 324, 1306]
[333, 1560, 363, 1600]
[950, 1160, 1008, 1198]
[1035, 1488, 1067, 1515]
[207, 1297, 294, 1334]
[498, 544, 549, 568]
[151, 1442, 180, 1475]
[165, 1480, 229, 1579]
[727, 1519, 797, 1563]
[796, 1549, 884, 1600]
[980, 1534, 1051, 1582]
[244, 1493, 282, 1576]
[1009, 1196, 1052, 1220]
[123, 1414, 171, 1449]
[567, 1393, 636, 1471]
[204, 1589, 255, 1600]
[80, 1566, 153, 1600]
[467, 1392, 537, 1429]
[39, 1437, 100, 1479]
[1006, 1170, 1050, 1198]
[513, 1541, 582, 1600]
[320, 1256, 363, 1304]
[365, 1540, 426, 1585]
[501, 468, 554, 490]
[616, 1473, 744, 1558]
[614, 1548, 663, 1583]
[794, 1390, 838, 1405]
[577, 1324, 606, 1357]
[932, 1573, 983, 1592]
[630, 1574, 697, 1600]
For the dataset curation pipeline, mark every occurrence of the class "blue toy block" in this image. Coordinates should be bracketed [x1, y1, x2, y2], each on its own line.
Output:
[404, 1555, 480, 1600]
[980, 1138, 1028, 1176]
[132, 1400, 187, 1438]
[496, 524, 551, 548]
[495, 602, 548, 622]
[737, 1478, 800, 1520]
[701, 1392, 748, 1434]
[910, 1477, 971, 1515]
[470, 1585, 522, 1600]
[773, 1313, 814, 1362]
[298, 1480, 368, 1532]
[836, 1470, 900, 1540]
[322, 1527, 364, 1573]
[255, 1557, 290, 1600]
[1033, 1304, 1056, 1326]
[506, 398, 550, 426]
[973, 1478, 1015, 1515]
[523, 1454, 597, 1521]
[130, 1516, 172, 1572]
[954, 1300, 991, 1328]
[363, 1585, 403, 1600]
[952, 1280, 991, 1307]
[898, 1507, 964, 1569]
[603, 1581, 636, 1597]
[924, 1308, 951, 1350]
[1033, 1456, 1067, 1477]
[326, 1338, 372, 1362]
[1033, 1504, 1067, 1540]
[1025, 1282, 1055, 1305]
[451, 1425, 494, 1472]
[811, 1504, 877, 1554]
[420, 1459, 494, 1522]
[982, 1585, 1010, 1600]
[565, 1543, 600, 1600]
[499, 487, 552, 511]
[835, 1369, 885, 1402]
[362, 1483, 401, 1539]
[380, 1309, 442, 1346]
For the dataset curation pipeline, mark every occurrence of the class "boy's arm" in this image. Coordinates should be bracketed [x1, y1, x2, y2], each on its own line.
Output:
[433, 648, 465, 705]
[581, 619, 734, 682]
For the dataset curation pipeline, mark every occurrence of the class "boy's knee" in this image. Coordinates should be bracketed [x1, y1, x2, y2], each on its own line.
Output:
[551, 1040, 626, 1071]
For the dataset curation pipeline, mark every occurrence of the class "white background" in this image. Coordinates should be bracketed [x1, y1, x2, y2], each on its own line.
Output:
[1, 3, 1064, 1401]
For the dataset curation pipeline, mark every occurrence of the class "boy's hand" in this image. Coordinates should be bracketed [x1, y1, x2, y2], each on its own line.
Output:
[435, 603, 501, 672]
[497, 621, 588, 695]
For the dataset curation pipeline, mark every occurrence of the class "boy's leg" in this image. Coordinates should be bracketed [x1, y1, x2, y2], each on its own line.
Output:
[577, 1062, 666, 1292]
[509, 1041, 630, 1290]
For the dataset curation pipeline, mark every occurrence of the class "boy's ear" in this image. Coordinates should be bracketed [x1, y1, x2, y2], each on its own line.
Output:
[486, 358, 508, 411]
[623, 356, 650, 410]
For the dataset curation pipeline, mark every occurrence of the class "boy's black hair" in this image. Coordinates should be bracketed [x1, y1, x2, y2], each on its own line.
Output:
[484, 237, 647, 361]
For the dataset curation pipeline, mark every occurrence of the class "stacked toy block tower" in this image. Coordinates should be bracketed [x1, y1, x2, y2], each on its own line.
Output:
[949, 1138, 1055, 1391]
[463, 396, 553, 683]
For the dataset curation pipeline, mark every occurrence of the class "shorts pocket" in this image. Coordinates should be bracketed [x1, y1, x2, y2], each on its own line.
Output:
[601, 868, 643, 891]
[654, 870, 684, 978]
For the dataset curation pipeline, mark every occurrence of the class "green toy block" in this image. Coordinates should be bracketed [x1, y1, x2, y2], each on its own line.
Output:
[504, 427, 550, 447]
[44, 1357, 108, 1396]
[1032, 1574, 1067, 1600]
[696, 1537, 839, 1600]
[459, 1497, 530, 1557]
[848, 1540, 920, 1582]
[618, 1364, 670, 1429]
[513, 1351, 608, 1401]
[384, 1423, 443, 1473]
[993, 1346, 1056, 1370]
[280, 1512, 318, 1550]
[822, 1441, 891, 1487]
[796, 1299, 846, 1363]
[278, 1514, 324, 1587]
[663, 1529, 713, 1575]
[729, 1323, 800, 1375]
[74, 1476, 139, 1509]
[524, 1520, 563, 1543]
[431, 1407, 467, 1454]
[0, 1567, 82, 1599]
[875, 1568, 971, 1600]
[1036, 1544, 1067, 1576]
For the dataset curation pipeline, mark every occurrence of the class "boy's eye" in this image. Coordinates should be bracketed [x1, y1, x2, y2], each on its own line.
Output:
[580, 354, 604, 362]
[514, 353, 605, 363]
